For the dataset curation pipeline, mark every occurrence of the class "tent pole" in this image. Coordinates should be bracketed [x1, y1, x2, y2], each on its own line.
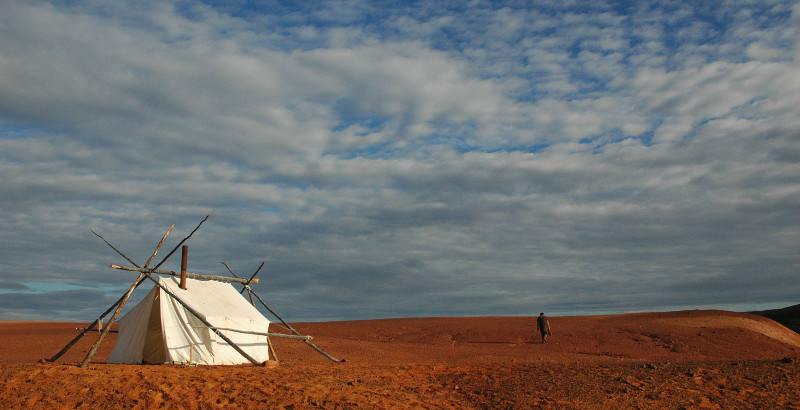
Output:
[92, 229, 140, 267]
[247, 287, 343, 363]
[208, 327, 312, 340]
[145, 224, 174, 268]
[109, 265, 259, 285]
[268, 337, 279, 362]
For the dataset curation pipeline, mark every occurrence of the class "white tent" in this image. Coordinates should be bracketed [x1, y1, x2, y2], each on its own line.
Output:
[109, 276, 272, 365]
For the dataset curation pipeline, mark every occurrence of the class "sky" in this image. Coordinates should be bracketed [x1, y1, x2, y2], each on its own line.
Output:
[1, 0, 798, 323]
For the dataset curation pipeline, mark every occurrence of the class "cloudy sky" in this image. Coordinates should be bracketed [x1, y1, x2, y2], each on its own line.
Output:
[1, 0, 798, 323]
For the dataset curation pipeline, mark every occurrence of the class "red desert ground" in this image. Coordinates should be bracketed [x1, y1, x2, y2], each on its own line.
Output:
[2, 310, 799, 408]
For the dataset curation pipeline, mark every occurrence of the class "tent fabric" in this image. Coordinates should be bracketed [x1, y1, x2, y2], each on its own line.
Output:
[109, 276, 271, 365]
[109, 284, 159, 364]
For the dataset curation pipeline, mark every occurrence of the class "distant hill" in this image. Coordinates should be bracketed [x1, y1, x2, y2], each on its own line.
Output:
[751, 303, 800, 335]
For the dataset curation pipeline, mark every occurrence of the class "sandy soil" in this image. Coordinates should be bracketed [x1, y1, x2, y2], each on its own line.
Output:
[2, 310, 799, 408]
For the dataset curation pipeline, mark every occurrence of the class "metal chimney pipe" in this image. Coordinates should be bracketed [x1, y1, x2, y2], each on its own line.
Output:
[180, 245, 188, 289]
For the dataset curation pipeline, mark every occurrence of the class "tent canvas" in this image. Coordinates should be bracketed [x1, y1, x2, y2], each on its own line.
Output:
[109, 276, 272, 365]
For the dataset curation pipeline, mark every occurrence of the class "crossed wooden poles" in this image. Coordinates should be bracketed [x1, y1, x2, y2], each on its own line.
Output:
[48, 216, 342, 367]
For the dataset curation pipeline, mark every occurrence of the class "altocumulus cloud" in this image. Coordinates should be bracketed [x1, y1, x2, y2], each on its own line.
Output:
[0, 0, 798, 321]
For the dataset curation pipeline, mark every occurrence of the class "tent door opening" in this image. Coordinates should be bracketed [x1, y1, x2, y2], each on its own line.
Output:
[142, 292, 166, 364]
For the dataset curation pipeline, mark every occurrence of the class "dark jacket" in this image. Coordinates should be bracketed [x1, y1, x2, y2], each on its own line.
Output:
[537, 315, 550, 333]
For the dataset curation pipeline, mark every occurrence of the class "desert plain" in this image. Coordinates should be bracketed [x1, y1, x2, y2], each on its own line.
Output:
[2, 309, 800, 408]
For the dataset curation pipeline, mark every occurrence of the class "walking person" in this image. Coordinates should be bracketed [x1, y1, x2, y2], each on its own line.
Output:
[537, 312, 551, 343]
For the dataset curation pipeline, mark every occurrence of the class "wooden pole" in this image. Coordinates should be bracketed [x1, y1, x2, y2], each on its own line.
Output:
[268, 337, 279, 363]
[208, 327, 313, 340]
[180, 245, 188, 290]
[92, 230, 139, 267]
[220, 261, 240, 278]
[74, 327, 118, 333]
[110, 265, 259, 284]
[146, 224, 174, 268]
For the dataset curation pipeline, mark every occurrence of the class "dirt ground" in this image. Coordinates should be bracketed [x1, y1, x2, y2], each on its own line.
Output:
[2, 310, 799, 408]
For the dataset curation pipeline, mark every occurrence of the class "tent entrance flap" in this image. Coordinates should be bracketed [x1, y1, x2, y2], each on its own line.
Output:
[142, 292, 166, 364]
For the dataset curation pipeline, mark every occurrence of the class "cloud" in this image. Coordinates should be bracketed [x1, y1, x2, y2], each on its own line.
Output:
[0, 0, 798, 322]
